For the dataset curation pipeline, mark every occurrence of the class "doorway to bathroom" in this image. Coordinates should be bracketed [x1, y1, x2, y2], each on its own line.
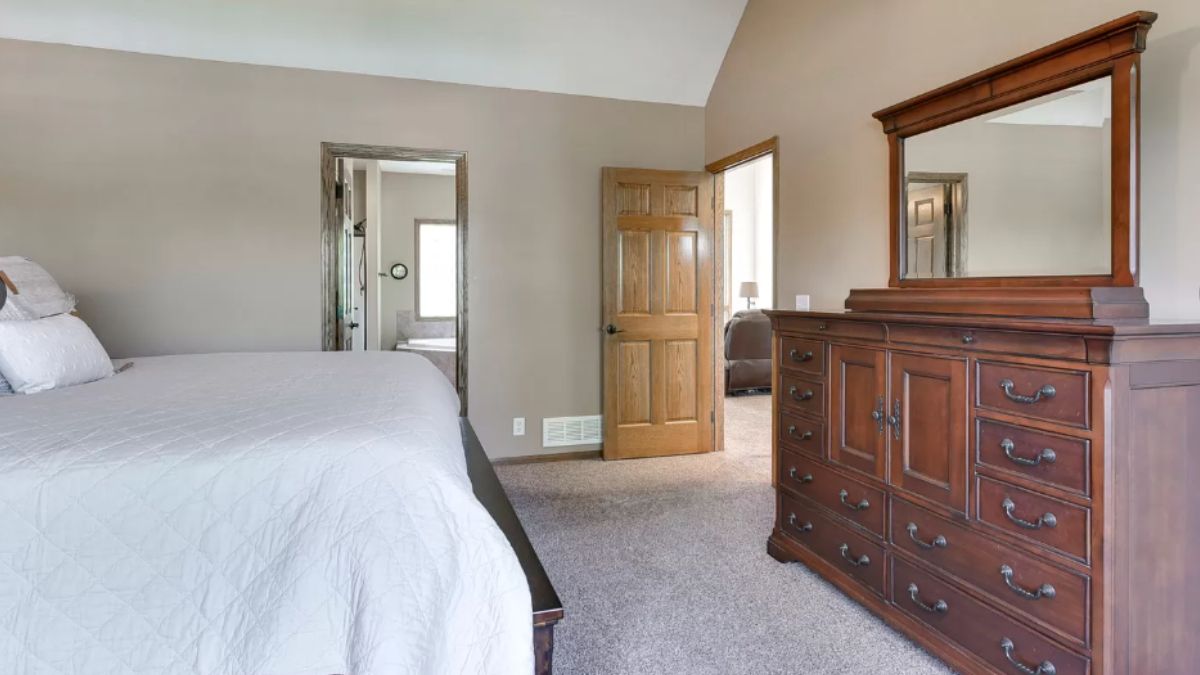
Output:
[320, 143, 468, 415]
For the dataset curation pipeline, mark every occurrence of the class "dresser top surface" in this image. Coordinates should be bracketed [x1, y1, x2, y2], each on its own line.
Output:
[764, 309, 1200, 337]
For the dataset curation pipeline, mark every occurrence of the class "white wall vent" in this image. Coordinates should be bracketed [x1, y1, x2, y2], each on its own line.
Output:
[542, 415, 603, 448]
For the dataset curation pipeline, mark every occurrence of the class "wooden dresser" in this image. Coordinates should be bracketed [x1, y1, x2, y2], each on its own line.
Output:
[766, 311, 1200, 674]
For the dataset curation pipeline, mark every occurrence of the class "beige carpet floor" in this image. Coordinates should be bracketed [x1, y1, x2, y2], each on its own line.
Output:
[496, 394, 949, 674]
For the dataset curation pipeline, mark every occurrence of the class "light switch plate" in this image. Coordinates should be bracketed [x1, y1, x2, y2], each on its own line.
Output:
[513, 417, 526, 436]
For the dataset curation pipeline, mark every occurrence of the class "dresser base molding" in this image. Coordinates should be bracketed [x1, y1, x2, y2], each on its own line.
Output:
[844, 286, 1149, 320]
[768, 530, 999, 675]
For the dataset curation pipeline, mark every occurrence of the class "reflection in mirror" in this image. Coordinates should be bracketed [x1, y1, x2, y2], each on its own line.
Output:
[902, 76, 1112, 279]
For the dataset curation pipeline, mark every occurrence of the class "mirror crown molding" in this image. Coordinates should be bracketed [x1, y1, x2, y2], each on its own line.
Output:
[872, 11, 1156, 136]
[851, 11, 1157, 320]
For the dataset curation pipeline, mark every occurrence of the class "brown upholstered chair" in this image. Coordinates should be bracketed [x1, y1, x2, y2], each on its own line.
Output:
[724, 310, 772, 394]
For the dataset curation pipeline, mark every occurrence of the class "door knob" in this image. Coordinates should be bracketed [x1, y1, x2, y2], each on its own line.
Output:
[604, 324, 624, 335]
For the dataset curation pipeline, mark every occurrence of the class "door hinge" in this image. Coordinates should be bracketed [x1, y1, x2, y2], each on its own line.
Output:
[711, 410, 716, 422]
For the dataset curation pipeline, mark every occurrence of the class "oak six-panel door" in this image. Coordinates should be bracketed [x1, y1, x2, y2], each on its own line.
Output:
[829, 344, 887, 479]
[601, 168, 714, 460]
[888, 352, 969, 513]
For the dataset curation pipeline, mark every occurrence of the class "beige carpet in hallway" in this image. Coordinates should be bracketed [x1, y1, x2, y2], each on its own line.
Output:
[496, 394, 949, 675]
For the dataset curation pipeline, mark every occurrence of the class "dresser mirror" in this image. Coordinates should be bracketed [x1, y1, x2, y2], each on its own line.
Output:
[902, 76, 1113, 280]
[850, 11, 1156, 319]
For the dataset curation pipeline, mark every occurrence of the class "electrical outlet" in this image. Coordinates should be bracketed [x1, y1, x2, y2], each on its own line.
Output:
[512, 417, 526, 436]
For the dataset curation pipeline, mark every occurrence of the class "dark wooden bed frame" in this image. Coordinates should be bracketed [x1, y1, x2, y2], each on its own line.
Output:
[460, 419, 563, 675]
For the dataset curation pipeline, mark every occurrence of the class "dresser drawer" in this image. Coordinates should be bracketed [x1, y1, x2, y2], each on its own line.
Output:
[778, 450, 885, 536]
[780, 336, 825, 377]
[976, 477, 1090, 562]
[780, 411, 824, 457]
[892, 497, 1090, 645]
[889, 324, 1087, 361]
[780, 373, 824, 419]
[893, 557, 1090, 675]
[977, 360, 1090, 429]
[977, 419, 1090, 496]
[780, 493, 885, 596]
[776, 316, 886, 342]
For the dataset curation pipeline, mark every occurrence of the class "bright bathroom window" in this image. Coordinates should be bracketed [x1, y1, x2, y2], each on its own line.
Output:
[416, 219, 457, 320]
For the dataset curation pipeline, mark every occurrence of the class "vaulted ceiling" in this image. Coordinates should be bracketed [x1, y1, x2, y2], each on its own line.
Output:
[0, 0, 749, 106]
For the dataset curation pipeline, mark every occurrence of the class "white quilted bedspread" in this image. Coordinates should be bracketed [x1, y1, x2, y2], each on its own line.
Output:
[0, 352, 532, 675]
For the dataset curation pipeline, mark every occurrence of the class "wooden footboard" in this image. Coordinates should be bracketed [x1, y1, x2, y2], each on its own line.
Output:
[461, 419, 563, 674]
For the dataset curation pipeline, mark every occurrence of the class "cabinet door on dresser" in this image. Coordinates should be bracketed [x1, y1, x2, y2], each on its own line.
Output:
[829, 344, 887, 480]
[889, 353, 969, 513]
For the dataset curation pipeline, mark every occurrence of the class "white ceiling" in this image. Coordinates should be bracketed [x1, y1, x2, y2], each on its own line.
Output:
[0, 0, 748, 106]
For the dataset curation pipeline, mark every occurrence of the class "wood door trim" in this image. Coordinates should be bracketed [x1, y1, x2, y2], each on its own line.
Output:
[705, 136, 778, 173]
[320, 142, 469, 416]
[708, 136, 780, 455]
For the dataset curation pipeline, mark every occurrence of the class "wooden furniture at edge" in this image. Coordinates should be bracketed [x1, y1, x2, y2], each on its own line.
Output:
[462, 420, 563, 675]
[766, 311, 1200, 674]
[767, 11, 1200, 675]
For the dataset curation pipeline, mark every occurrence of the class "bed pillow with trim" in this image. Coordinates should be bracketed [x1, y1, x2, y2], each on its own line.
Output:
[0, 314, 113, 394]
[0, 256, 76, 319]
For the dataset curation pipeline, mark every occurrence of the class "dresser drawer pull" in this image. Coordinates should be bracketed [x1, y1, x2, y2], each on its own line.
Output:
[907, 583, 949, 614]
[1002, 497, 1057, 530]
[1001, 438, 1057, 467]
[787, 426, 814, 441]
[787, 467, 813, 484]
[1000, 637, 1057, 675]
[999, 379, 1056, 404]
[886, 399, 903, 440]
[838, 543, 870, 567]
[962, 334, 975, 344]
[788, 386, 815, 402]
[906, 522, 947, 549]
[871, 396, 885, 434]
[786, 513, 813, 532]
[838, 489, 870, 511]
[999, 565, 1057, 600]
[789, 348, 814, 363]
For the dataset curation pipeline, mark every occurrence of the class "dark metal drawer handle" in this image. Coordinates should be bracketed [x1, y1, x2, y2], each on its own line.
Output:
[786, 513, 813, 532]
[907, 583, 948, 614]
[906, 522, 947, 550]
[1002, 497, 1057, 530]
[999, 379, 1056, 404]
[789, 349, 814, 363]
[789, 386, 814, 402]
[886, 399, 902, 440]
[787, 467, 813, 484]
[838, 543, 869, 567]
[871, 396, 885, 434]
[1001, 438, 1057, 467]
[787, 426, 814, 441]
[1000, 637, 1057, 675]
[839, 489, 870, 511]
[1000, 565, 1056, 600]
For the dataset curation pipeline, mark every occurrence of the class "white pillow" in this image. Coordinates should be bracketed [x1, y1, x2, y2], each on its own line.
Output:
[0, 314, 113, 394]
[0, 256, 76, 319]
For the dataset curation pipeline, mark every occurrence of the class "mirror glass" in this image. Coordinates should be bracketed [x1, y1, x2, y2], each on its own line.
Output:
[901, 76, 1112, 279]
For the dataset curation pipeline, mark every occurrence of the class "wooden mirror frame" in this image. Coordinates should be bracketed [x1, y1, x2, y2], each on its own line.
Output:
[848, 11, 1157, 319]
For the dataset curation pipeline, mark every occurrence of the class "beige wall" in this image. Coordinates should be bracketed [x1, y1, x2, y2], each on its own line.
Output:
[707, 0, 1200, 319]
[0, 38, 705, 458]
[379, 172, 457, 350]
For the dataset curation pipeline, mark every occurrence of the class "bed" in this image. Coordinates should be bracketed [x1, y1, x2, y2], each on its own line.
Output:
[0, 350, 558, 674]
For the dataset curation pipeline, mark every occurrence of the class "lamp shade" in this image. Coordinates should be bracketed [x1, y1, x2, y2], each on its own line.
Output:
[738, 281, 759, 299]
